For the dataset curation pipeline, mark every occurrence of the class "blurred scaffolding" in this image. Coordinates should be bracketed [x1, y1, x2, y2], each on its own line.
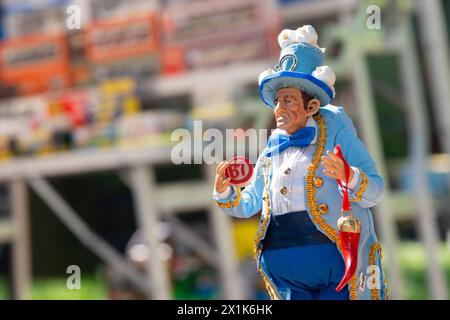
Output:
[0, 0, 449, 300]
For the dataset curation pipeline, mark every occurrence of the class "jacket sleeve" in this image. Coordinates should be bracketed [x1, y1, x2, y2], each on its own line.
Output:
[212, 154, 267, 218]
[334, 108, 385, 209]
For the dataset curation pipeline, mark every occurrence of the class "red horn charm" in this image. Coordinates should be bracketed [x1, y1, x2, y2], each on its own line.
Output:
[334, 145, 362, 292]
[335, 213, 361, 292]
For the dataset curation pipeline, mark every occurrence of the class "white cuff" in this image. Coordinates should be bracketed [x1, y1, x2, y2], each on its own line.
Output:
[343, 167, 360, 191]
[214, 186, 232, 199]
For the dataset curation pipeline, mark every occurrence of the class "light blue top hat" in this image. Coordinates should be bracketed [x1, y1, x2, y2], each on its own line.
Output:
[259, 26, 336, 108]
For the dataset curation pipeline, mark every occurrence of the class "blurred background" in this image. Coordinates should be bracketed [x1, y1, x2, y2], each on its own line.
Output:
[0, 0, 449, 300]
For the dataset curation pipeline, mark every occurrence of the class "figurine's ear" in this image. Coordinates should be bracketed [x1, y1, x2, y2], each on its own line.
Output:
[306, 98, 320, 116]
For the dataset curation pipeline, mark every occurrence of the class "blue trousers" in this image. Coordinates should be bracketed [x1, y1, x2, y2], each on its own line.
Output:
[261, 212, 349, 300]
[262, 244, 349, 300]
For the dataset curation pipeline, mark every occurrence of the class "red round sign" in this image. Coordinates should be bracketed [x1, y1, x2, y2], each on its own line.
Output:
[225, 156, 254, 187]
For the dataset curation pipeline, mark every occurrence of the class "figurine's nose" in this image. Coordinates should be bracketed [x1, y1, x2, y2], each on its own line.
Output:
[274, 101, 285, 114]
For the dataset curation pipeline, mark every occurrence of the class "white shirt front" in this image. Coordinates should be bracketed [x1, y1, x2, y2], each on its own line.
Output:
[214, 116, 359, 215]
[269, 117, 318, 215]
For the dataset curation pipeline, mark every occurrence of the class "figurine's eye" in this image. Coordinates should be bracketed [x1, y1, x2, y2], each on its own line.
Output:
[285, 96, 295, 105]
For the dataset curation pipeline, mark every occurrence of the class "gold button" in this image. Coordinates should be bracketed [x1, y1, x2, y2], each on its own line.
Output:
[280, 186, 288, 195]
[284, 168, 291, 175]
[314, 177, 323, 188]
[319, 203, 329, 214]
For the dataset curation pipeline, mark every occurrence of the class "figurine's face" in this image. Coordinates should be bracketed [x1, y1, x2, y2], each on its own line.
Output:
[273, 87, 319, 134]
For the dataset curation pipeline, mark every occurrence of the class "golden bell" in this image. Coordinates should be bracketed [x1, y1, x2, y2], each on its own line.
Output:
[337, 212, 361, 233]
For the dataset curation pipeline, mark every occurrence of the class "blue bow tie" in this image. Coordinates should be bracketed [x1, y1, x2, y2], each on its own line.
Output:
[265, 126, 316, 157]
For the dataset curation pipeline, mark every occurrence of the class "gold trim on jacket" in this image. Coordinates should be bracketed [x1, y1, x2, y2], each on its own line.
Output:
[215, 187, 242, 208]
[254, 159, 281, 300]
[351, 169, 368, 202]
[305, 112, 358, 300]
[369, 242, 382, 300]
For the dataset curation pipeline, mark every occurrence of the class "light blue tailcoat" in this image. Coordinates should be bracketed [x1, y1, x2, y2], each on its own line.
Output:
[214, 105, 388, 300]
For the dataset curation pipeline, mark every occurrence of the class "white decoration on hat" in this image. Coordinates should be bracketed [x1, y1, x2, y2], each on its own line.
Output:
[258, 68, 274, 85]
[312, 66, 336, 97]
[278, 29, 296, 49]
[295, 25, 319, 47]
[312, 66, 336, 86]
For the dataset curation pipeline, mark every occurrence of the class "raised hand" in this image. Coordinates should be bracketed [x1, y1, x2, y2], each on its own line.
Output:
[321, 147, 354, 183]
[215, 160, 231, 193]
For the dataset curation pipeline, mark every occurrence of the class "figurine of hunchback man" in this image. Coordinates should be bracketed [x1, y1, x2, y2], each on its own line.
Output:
[213, 25, 388, 300]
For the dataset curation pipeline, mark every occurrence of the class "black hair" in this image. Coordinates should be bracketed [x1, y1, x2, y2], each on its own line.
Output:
[300, 89, 314, 110]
